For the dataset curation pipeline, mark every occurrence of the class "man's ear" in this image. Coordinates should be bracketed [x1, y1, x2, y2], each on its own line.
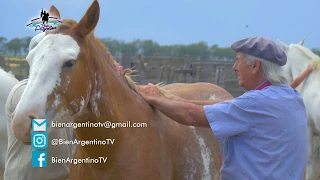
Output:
[252, 61, 261, 74]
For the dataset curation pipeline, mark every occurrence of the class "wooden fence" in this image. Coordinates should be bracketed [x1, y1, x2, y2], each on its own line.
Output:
[116, 54, 244, 96]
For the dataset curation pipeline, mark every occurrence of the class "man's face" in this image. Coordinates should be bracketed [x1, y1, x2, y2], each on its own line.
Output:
[232, 52, 255, 90]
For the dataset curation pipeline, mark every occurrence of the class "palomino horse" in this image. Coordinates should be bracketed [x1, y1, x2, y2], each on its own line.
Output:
[279, 40, 320, 180]
[0, 67, 18, 179]
[11, 1, 233, 179]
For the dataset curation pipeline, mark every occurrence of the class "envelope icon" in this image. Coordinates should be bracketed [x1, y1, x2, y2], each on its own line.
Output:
[32, 119, 48, 132]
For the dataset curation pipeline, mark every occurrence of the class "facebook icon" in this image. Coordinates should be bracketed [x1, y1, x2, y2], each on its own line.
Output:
[32, 151, 47, 167]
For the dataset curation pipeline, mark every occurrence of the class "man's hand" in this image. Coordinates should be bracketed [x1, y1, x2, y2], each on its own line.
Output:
[137, 83, 163, 104]
[307, 63, 317, 71]
[167, 94, 184, 101]
[113, 62, 123, 76]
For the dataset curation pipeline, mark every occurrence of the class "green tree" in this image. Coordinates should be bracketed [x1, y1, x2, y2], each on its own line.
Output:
[213, 46, 236, 59]
[100, 38, 123, 56]
[5, 38, 22, 56]
[21, 37, 33, 55]
[187, 41, 210, 60]
[0, 36, 7, 55]
[121, 42, 139, 55]
[209, 44, 218, 58]
[140, 40, 160, 56]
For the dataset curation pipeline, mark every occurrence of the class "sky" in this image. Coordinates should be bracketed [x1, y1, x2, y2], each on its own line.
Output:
[0, 0, 319, 48]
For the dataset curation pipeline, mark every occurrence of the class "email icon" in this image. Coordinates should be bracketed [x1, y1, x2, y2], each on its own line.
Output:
[32, 119, 48, 132]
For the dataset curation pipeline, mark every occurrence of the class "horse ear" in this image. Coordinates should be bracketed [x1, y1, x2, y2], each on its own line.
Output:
[74, 0, 100, 38]
[277, 39, 289, 52]
[49, 5, 61, 19]
[297, 39, 304, 46]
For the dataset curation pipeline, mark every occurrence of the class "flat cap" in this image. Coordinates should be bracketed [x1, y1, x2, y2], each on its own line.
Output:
[231, 37, 287, 66]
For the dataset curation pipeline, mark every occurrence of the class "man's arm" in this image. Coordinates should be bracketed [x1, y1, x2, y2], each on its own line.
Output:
[166, 93, 232, 106]
[290, 64, 314, 89]
[170, 97, 231, 106]
[137, 84, 228, 127]
[149, 97, 210, 127]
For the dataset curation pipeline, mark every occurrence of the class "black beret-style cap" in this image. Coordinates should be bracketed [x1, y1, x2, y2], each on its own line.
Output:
[231, 37, 287, 66]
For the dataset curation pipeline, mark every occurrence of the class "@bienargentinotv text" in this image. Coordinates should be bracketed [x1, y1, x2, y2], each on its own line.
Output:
[51, 138, 115, 146]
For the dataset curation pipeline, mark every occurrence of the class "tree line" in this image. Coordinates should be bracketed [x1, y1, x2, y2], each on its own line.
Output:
[1, 36, 319, 61]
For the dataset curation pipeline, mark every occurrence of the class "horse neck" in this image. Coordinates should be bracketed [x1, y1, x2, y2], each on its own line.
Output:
[73, 38, 153, 164]
[287, 50, 320, 92]
[84, 39, 146, 124]
[287, 51, 309, 79]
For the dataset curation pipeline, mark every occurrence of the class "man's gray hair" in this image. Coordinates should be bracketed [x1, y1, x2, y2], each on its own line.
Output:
[245, 54, 288, 85]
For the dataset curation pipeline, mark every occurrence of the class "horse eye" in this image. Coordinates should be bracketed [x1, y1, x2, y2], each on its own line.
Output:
[63, 60, 75, 68]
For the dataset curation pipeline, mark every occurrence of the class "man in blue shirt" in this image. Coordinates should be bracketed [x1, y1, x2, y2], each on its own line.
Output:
[137, 37, 308, 179]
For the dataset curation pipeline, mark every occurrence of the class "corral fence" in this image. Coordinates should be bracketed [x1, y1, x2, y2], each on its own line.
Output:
[117, 54, 245, 97]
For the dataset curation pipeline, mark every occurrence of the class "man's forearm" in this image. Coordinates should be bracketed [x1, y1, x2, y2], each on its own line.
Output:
[177, 98, 231, 106]
[149, 98, 210, 127]
[290, 68, 313, 89]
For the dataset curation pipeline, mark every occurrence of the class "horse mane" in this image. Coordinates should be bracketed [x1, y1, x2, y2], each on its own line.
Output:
[291, 44, 320, 71]
[51, 19, 170, 98]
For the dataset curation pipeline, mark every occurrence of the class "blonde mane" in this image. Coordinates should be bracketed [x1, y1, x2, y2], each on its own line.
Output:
[292, 44, 320, 70]
[51, 19, 170, 98]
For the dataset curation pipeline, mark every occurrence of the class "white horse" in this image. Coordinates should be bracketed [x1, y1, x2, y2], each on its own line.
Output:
[0, 67, 18, 179]
[279, 40, 320, 180]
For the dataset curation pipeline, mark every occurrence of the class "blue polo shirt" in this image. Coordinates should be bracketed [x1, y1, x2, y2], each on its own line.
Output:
[204, 84, 308, 180]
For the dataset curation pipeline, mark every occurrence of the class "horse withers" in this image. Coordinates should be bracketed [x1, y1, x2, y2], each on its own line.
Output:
[279, 40, 320, 180]
[10, 1, 233, 179]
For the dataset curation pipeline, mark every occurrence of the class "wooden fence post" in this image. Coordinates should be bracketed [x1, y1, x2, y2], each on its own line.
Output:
[166, 65, 171, 84]
[196, 66, 201, 82]
[214, 65, 227, 87]
[158, 65, 165, 82]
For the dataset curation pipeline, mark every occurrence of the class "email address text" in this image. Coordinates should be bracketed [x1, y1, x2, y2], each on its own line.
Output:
[51, 121, 147, 129]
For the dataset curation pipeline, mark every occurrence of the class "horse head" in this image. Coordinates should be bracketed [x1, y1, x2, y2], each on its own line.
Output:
[12, 0, 126, 144]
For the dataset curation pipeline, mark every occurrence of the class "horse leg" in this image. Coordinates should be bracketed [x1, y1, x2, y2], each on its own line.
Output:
[314, 136, 320, 180]
[314, 120, 320, 180]
[306, 124, 315, 180]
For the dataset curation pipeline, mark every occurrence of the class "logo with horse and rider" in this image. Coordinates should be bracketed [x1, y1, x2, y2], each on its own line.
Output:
[27, 8, 62, 32]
